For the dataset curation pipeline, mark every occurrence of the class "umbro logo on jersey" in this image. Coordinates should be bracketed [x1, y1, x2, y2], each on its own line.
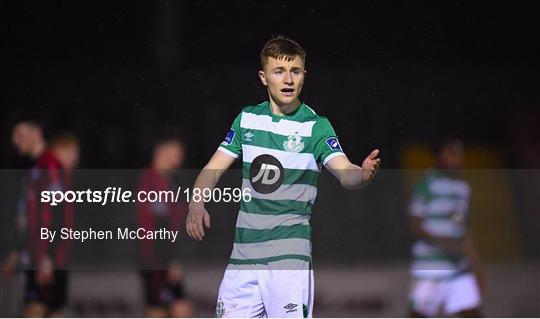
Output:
[249, 154, 284, 194]
[284, 303, 298, 313]
[244, 131, 254, 142]
[326, 137, 342, 151]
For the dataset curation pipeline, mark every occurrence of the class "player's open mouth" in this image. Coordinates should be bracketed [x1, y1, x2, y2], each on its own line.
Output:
[280, 88, 295, 96]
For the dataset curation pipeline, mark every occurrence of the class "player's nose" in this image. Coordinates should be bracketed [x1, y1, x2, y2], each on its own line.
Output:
[283, 71, 294, 85]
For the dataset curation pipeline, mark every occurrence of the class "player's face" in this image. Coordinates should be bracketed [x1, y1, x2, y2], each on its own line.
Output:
[12, 123, 38, 155]
[54, 145, 80, 170]
[439, 142, 464, 169]
[259, 56, 305, 107]
[156, 142, 185, 170]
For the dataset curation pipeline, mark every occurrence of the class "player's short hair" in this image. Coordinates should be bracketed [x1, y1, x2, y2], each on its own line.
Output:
[260, 35, 306, 69]
[12, 116, 42, 130]
[51, 132, 79, 148]
[153, 129, 185, 149]
[432, 138, 463, 155]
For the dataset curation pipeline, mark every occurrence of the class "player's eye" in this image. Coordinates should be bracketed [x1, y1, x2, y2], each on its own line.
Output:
[292, 70, 301, 75]
[274, 70, 283, 75]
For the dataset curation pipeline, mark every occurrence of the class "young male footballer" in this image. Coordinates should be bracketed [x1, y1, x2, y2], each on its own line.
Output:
[186, 36, 381, 317]
[408, 139, 484, 317]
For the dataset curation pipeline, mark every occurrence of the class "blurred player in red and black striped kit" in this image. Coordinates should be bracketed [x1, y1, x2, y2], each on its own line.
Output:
[51, 132, 80, 173]
[2, 119, 75, 317]
[137, 133, 193, 317]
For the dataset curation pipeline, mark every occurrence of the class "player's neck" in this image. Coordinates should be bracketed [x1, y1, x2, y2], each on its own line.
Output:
[152, 160, 172, 175]
[435, 164, 460, 176]
[269, 97, 301, 116]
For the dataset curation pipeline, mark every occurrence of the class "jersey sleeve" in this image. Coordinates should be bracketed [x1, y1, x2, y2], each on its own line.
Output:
[312, 118, 346, 165]
[409, 178, 430, 217]
[217, 112, 242, 159]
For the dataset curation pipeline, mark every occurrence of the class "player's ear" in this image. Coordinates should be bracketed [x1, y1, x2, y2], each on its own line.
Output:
[258, 70, 267, 86]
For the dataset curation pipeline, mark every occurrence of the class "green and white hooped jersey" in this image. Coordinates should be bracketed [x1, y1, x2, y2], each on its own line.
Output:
[409, 169, 471, 279]
[218, 101, 346, 265]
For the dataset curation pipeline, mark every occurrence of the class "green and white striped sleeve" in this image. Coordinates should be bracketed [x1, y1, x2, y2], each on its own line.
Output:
[312, 118, 346, 165]
[218, 112, 243, 158]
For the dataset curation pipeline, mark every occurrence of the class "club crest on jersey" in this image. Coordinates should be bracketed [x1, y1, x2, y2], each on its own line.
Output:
[283, 133, 304, 153]
[326, 137, 342, 151]
[222, 129, 235, 145]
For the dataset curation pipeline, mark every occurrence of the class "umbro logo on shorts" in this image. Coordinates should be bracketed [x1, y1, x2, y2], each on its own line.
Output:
[284, 303, 298, 313]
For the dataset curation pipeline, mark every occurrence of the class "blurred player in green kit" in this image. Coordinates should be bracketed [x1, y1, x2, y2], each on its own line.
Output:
[408, 139, 484, 317]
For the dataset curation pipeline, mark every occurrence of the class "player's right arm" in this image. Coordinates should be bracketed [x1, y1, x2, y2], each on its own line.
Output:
[186, 112, 243, 241]
[2, 183, 27, 276]
[186, 151, 236, 241]
[463, 230, 485, 294]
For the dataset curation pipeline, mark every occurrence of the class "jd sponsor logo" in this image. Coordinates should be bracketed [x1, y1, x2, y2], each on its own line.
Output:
[249, 154, 284, 194]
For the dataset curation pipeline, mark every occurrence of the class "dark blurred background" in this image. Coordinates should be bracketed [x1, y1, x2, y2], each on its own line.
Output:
[0, 0, 539, 316]
[1, 0, 539, 169]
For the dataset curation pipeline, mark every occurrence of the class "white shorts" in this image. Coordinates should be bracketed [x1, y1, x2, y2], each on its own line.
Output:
[216, 260, 314, 318]
[409, 272, 481, 316]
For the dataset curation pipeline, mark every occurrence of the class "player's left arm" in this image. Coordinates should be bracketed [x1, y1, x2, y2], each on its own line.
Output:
[463, 231, 485, 295]
[326, 149, 381, 190]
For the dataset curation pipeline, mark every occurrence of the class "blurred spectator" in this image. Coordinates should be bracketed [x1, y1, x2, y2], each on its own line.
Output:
[137, 132, 193, 317]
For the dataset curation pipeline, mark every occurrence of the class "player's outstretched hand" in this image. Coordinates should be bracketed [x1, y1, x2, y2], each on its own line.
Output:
[361, 149, 381, 183]
[186, 205, 211, 241]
